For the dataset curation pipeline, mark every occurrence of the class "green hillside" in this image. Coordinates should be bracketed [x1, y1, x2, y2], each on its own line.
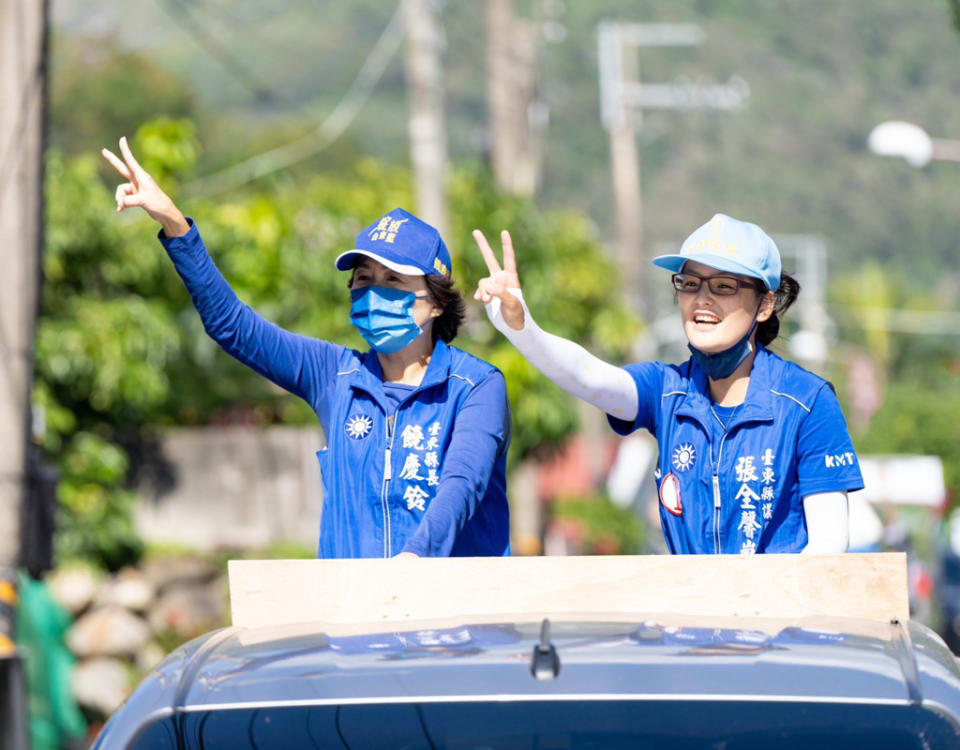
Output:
[51, 0, 960, 287]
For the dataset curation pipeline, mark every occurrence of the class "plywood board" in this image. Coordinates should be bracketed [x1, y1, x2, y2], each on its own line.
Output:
[228, 553, 908, 632]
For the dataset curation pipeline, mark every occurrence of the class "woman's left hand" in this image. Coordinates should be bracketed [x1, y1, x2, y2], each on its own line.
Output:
[472, 229, 525, 331]
[101, 136, 190, 237]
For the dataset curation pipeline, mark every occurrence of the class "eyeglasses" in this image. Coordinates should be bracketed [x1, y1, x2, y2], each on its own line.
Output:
[671, 271, 761, 296]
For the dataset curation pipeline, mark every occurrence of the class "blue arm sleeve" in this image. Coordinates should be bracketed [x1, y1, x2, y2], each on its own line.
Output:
[158, 220, 343, 411]
[796, 384, 865, 497]
[401, 370, 510, 557]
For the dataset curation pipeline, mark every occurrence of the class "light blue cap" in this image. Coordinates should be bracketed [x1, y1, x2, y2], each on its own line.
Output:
[652, 213, 781, 292]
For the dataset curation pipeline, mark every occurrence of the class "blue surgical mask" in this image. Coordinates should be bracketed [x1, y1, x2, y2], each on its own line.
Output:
[688, 322, 758, 380]
[349, 285, 425, 354]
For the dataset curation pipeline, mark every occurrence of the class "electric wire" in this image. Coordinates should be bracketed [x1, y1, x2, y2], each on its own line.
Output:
[182, 2, 405, 198]
[153, 0, 303, 114]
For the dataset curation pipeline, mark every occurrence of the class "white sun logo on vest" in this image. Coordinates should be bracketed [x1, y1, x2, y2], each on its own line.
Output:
[345, 414, 373, 440]
[672, 443, 696, 471]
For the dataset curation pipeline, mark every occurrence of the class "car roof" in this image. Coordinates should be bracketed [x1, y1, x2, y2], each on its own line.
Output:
[138, 615, 960, 709]
[93, 614, 960, 750]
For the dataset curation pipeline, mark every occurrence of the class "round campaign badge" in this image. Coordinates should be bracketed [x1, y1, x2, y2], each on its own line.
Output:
[659, 472, 683, 516]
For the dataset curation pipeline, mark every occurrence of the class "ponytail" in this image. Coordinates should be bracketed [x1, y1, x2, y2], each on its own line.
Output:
[756, 272, 800, 347]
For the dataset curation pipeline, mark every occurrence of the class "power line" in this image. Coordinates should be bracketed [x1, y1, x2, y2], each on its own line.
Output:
[183, 2, 406, 198]
[832, 306, 960, 335]
[153, 0, 307, 115]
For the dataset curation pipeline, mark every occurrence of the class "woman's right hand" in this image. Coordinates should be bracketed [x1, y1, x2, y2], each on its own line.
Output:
[101, 137, 190, 238]
[472, 229, 525, 331]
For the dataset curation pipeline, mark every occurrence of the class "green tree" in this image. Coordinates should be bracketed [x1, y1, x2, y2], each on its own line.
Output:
[446, 165, 640, 459]
[39, 148, 182, 568]
[831, 262, 901, 371]
[855, 383, 960, 505]
[49, 39, 195, 157]
[832, 264, 960, 504]
[550, 494, 647, 554]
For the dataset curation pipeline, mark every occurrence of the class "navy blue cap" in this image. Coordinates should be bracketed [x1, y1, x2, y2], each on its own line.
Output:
[335, 208, 452, 276]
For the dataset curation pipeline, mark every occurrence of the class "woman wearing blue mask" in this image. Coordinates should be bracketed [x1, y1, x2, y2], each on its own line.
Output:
[103, 138, 510, 559]
[474, 214, 863, 555]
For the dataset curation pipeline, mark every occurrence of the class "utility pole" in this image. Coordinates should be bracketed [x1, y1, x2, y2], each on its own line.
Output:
[598, 22, 642, 318]
[486, 0, 542, 197]
[403, 0, 448, 238]
[597, 21, 749, 319]
[0, 0, 47, 744]
[486, 0, 550, 554]
[1, 0, 47, 617]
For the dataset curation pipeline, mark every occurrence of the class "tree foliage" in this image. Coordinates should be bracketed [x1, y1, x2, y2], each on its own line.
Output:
[855, 383, 960, 505]
[49, 39, 195, 157]
[550, 494, 647, 555]
[53, 1, 960, 294]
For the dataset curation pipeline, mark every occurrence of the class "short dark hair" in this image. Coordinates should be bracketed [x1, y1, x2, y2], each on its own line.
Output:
[423, 273, 466, 344]
[345, 271, 465, 345]
[756, 272, 801, 346]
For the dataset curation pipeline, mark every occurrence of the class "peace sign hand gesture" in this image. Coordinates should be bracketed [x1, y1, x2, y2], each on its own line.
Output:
[472, 229, 525, 331]
[101, 137, 190, 238]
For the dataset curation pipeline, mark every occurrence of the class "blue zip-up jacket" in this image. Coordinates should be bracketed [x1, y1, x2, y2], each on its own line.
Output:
[160, 222, 511, 558]
[609, 346, 864, 554]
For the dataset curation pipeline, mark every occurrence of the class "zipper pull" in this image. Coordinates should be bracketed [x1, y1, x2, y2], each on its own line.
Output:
[712, 475, 721, 509]
[384, 448, 392, 480]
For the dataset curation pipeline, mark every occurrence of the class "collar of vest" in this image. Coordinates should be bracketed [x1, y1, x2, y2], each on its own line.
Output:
[675, 345, 776, 430]
[351, 339, 453, 404]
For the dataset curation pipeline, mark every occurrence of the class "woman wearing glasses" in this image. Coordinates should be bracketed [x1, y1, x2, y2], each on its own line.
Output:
[473, 213, 863, 555]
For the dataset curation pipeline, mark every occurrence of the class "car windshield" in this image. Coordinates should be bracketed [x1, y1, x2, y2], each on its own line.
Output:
[128, 699, 960, 750]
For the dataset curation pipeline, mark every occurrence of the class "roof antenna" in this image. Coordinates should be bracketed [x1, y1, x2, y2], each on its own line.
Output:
[530, 618, 561, 680]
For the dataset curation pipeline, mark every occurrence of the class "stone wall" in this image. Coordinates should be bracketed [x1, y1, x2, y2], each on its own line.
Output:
[48, 558, 228, 720]
[135, 426, 325, 552]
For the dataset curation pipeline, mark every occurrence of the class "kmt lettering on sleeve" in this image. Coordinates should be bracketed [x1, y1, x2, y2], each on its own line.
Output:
[824, 452, 856, 468]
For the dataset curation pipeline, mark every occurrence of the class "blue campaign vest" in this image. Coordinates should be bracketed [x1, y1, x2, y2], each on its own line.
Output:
[159, 222, 509, 560]
[317, 340, 510, 558]
[611, 347, 863, 555]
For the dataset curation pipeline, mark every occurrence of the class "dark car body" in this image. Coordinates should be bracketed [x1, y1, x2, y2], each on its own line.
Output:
[91, 613, 960, 749]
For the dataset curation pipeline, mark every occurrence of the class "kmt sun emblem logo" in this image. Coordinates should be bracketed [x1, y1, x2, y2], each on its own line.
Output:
[345, 414, 373, 440]
[672, 443, 696, 472]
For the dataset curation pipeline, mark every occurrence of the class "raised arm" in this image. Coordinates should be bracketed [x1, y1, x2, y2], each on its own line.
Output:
[101, 137, 341, 409]
[102, 137, 189, 238]
[472, 229, 638, 422]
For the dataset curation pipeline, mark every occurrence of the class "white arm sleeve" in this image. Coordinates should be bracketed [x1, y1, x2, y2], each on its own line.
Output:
[484, 290, 639, 422]
[801, 492, 850, 554]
